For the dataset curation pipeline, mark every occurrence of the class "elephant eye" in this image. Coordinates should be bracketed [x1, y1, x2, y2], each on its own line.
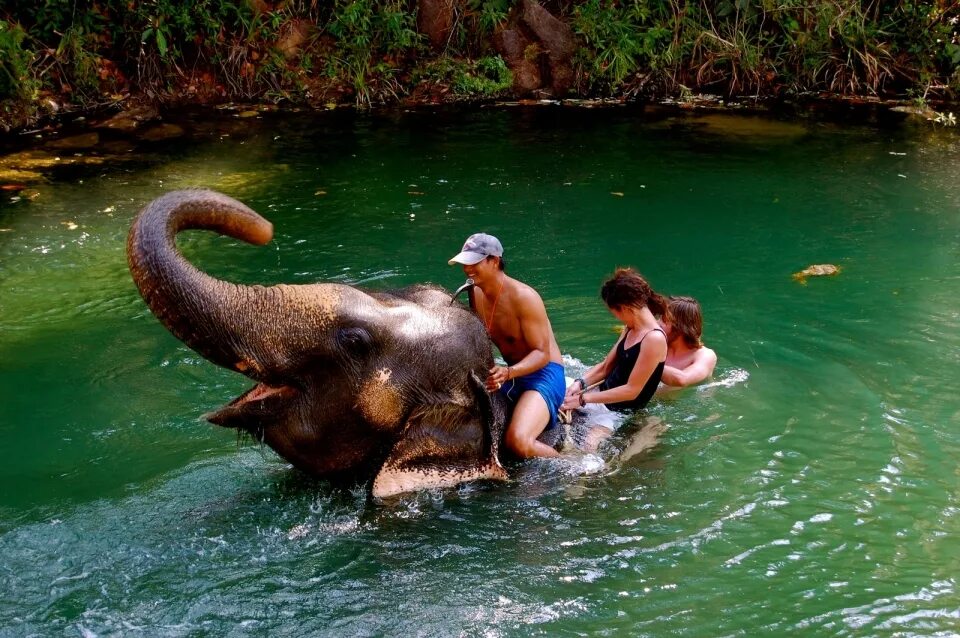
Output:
[336, 327, 373, 354]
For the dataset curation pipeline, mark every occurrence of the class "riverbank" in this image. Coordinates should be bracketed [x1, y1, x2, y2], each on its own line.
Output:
[2, 1, 957, 134]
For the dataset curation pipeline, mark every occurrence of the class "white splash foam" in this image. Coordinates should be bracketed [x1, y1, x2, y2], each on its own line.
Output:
[698, 368, 750, 390]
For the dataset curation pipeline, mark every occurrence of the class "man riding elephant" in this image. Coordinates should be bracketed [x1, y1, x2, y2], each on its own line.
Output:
[127, 189, 562, 497]
[448, 233, 566, 459]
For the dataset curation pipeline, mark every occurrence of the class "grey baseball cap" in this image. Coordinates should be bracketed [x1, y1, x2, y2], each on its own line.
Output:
[448, 233, 503, 265]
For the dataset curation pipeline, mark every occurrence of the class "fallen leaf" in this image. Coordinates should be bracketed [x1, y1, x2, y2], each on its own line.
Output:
[237, 110, 259, 118]
[792, 263, 840, 284]
[611, 191, 624, 197]
[314, 190, 327, 196]
[62, 221, 78, 230]
[408, 191, 424, 196]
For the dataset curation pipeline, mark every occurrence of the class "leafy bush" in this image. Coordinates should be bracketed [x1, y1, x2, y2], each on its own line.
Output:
[416, 55, 513, 98]
[571, 0, 673, 91]
[454, 55, 513, 96]
[0, 21, 35, 101]
[328, 0, 421, 105]
[1, 0, 959, 129]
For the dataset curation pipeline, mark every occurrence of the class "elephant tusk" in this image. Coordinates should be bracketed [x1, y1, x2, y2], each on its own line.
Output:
[450, 278, 475, 304]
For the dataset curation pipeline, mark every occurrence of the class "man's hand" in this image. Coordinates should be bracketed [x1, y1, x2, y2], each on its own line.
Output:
[485, 365, 510, 393]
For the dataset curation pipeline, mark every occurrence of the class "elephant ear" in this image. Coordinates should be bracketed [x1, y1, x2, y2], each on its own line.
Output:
[372, 373, 508, 498]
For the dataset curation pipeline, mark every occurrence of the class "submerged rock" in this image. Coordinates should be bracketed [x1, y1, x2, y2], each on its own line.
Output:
[0, 145, 138, 184]
[45, 133, 100, 150]
[0, 168, 44, 184]
[139, 123, 186, 142]
[95, 105, 160, 132]
[697, 114, 807, 138]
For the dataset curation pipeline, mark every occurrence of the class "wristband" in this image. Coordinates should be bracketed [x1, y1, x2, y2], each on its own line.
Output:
[579, 393, 586, 407]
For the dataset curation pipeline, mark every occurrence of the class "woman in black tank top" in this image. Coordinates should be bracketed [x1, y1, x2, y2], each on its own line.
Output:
[561, 268, 669, 414]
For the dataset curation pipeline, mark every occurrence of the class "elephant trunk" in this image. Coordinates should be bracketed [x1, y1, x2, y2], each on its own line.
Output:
[127, 189, 293, 380]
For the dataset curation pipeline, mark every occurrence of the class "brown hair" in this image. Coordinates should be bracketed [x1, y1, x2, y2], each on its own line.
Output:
[668, 296, 703, 348]
[600, 268, 669, 320]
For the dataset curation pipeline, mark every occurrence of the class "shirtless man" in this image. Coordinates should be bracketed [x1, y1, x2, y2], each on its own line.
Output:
[449, 233, 565, 458]
[660, 296, 717, 387]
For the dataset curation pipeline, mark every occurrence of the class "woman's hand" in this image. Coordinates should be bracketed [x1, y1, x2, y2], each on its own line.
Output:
[564, 378, 585, 399]
[560, 394, 582, 411]
[485, 365, 511, 393]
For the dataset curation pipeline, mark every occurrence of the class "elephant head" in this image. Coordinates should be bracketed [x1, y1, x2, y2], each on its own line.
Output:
[127, 189, 509, 497]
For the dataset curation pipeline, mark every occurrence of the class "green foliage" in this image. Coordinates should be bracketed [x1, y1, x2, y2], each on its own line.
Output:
[0, 21, 35, 101]
[128, 0, 252, 60]
[571, 0, 672, 90]
[423, 55, 513, 97]
[458, 56, 512, 96]
[415, 56, 513, 98]
[56, 25, 102, 95]
[469, 0, 513, 36]
[326, 0, 421, 105]
[1, 0, 959, 128]
[448, 0, 516, 58]
[567, 0, 959, 98]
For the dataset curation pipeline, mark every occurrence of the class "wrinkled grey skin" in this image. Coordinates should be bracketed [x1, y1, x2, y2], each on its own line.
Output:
[127, 189, 562, 496]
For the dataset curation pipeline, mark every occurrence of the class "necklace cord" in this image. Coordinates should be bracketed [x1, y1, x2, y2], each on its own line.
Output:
[484, 277, 505, 334]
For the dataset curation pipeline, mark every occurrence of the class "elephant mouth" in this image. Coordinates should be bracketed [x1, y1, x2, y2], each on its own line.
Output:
[203, 382, 299, 429]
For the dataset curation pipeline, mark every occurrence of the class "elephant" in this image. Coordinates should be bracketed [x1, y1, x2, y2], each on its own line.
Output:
[127, 189, 564, 497]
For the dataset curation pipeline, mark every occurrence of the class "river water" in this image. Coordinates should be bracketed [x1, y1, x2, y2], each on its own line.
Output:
[1, 106, 959, 636]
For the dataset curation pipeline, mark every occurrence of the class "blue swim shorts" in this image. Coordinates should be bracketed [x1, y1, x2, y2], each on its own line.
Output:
[498, 361, 566, 431]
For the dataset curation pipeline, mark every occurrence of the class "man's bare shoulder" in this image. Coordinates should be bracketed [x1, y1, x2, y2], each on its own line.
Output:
[506, 277, 547, 310]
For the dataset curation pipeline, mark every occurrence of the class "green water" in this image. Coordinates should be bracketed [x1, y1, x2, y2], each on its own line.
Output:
[2, 107, 959, 636]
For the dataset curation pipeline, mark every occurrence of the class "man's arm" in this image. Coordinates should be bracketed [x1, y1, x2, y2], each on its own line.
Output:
[509, 289, 553, 377]
[485, 288, 553, 391]
[661, 347, 717, 387]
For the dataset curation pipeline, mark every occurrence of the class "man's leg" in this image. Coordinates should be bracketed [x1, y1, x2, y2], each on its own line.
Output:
[504, 391, 560, 458]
